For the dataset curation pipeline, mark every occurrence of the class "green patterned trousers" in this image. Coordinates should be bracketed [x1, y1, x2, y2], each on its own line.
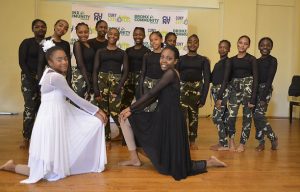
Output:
[121, 72, 140, 110]
[180, 81, 203, 142]
[21, 73, 40, 141]
[228, 76, 253, 145]
[211, 84, 230, 147]
[95, 72, 123, 141]
[253, 83, 277, 144]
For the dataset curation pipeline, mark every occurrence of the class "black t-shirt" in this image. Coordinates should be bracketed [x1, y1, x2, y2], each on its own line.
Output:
[73, 41, 95, 74]
[126, 46, 151, 72]
[211, 57, 228, 86]
[93, 47, 129, 96]
[177, 54, 211, 105]
[18, 37, 41, 75]
[88, 38, 108, 52]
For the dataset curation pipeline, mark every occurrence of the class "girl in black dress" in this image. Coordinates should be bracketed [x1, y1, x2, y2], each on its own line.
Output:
[72, 22, 95, 99]
[18, 19, 47, 149]
[119, 46, 226, 181]
[38, 19, 71, 85]
[121, 27, 150, 109]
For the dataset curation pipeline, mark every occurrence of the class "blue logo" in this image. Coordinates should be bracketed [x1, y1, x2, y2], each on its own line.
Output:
[162, 16, 171, 24]
[94, 12, 103, 21]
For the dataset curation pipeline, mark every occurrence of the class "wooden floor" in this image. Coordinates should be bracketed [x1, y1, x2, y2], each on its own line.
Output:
[0, 115, 299, 192]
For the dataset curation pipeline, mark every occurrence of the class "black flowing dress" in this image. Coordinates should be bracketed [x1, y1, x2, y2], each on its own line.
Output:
[129, 69, 207, 181]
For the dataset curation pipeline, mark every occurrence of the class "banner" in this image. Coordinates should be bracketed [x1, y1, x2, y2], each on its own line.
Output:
[71, 4, 188, 56]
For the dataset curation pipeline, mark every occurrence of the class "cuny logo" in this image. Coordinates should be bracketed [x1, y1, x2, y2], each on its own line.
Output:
[108, 13, 117, 22]
[147, 28, 157, 35]
[134, 15, 159, 24]
[72, 11, 90, 20]
[94, 12, 103, 21]
[162, 16, 171, 24]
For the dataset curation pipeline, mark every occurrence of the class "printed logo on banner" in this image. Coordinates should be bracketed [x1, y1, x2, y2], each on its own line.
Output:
[175, 16, 188, 25]
[173, 29, 187, 36]
[72, 11, 90, 20]
[134, 15, 159, 24]
[108, 13, 130, 23]
[162, 16, 171, 24]
[176, 42, 186, 51]
[94, 12, 103, 21]
[114, 27, 131, 36]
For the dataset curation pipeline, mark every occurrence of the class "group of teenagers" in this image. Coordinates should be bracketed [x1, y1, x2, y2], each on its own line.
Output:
[0, 17, 278, 182]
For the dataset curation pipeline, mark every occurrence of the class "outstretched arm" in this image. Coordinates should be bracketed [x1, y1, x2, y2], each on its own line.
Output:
[49, 72, 99, 115]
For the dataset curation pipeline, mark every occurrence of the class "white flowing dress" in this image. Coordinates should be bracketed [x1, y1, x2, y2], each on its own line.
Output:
[21, 68, 107, 184]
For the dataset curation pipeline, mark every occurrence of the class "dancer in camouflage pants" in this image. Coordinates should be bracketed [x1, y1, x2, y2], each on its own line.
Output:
[227, 77, 253, 145]
[121, 72, 140, 110]
[211, 85, 230, 147]
[21, 73, 40, 141]
[253, 84, 277, 146]
[96, 72, 123, 141]
[180, 81, 202, 142]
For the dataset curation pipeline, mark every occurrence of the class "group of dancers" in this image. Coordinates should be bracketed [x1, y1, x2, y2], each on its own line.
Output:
[0, 17, 278, 182]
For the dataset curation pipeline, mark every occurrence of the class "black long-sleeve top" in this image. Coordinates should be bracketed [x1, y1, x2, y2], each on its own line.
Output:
[93, 47, 129, 96]
[126, 45, 151, 72]
[139, 52, 163, 95]
[211, 57, 228, 86]
[73, 41, 95, 90]
[88, 38, 108, 52]
[130, 68, 177, 112]
[18, 37, 41, 75]
[218, 53, 258, 104]
[37, 37, 72, 84]
[257, 55, 277, 101]
[177, 54, 211, 105]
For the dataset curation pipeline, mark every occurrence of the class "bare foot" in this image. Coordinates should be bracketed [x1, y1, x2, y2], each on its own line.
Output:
[207, 156, 227, 167]
[210, 144, 229, 151]
[111, 133, 123, 141]
[118, 159, 142, 167]
[229, 139, 235, 151]
[236, 144, 245, 152]
[190, 142, 199, 150]
[0, 160, 15, 172]
[106, 141, 112, 151]
[19, 139, 29, 149]
[271, 137, 278, 150]
[255, 143, 265, 151]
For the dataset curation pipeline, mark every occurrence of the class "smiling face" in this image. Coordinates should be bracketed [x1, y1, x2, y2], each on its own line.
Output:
[54, 20, 69, 37]
[47, 49, 69, 75]
[160, 48, 177, 71]
[107, 28, 120, 45]
[32, 21, 47, 38]
[187, 36, 199, 53]
[259, 39, 272, 56]
[76, 24, 89, 43]
[150, 33, 163, 51]
[218, 41, 230, 57]
[237, 37, 250, 53]
[165, 34, 177, 46]
[96, 21, 108, 38]
[133, 28, 145, 45]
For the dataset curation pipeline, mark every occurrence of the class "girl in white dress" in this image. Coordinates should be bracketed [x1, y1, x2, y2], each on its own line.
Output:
[0, 45, 108, 184]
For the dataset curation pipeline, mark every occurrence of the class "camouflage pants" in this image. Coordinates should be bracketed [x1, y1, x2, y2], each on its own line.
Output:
[211, 84, 230, 147]
[253, 83, 276, 144]
[180, 81, 202, 142]
[71, 66, 90, 98]
[21, 73, 40, 141]
[228, 77, 253, 145]
[121, 72, 140, 110]
[95, 72, 123, 141]
[142, 77, 159, 112]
